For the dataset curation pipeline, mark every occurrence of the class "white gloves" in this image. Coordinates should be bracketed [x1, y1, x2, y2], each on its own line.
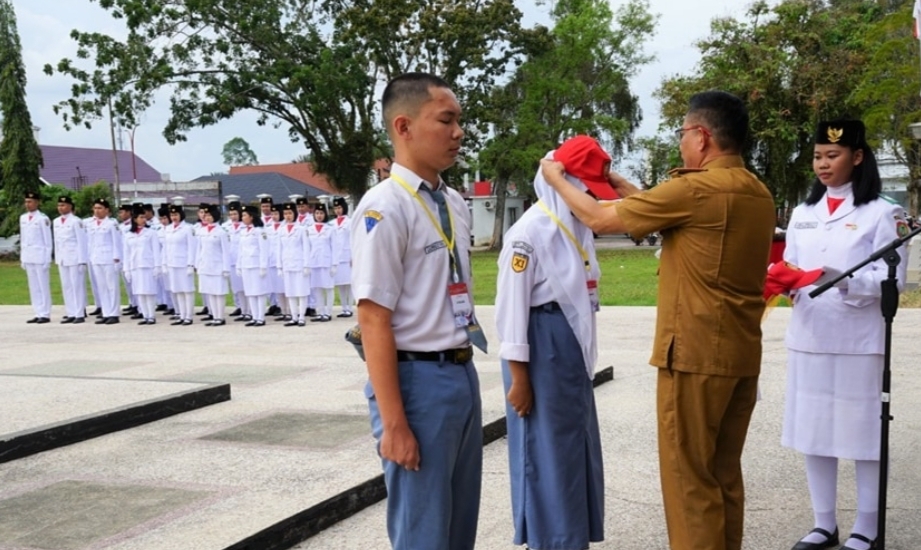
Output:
[302, 267, 311, 277]
[259, 268, 267, 277]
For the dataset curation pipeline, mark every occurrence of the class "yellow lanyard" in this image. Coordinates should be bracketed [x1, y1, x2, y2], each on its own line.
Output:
[392, 174, 463, 282]
[536, 200, 591, 272]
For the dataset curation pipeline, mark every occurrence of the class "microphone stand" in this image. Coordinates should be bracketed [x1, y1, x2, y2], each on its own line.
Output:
[808, 223, 921, 550]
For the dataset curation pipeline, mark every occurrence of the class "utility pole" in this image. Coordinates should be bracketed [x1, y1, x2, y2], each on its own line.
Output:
[107, 96, 122, 206]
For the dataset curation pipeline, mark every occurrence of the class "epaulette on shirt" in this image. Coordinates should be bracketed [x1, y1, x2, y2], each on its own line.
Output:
[880, 194, 899, 205]
[667, 167, 708, 178]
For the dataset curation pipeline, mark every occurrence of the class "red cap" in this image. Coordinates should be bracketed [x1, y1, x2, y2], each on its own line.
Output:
[763, 262, 824, 301]
[553, 136, 619, 200]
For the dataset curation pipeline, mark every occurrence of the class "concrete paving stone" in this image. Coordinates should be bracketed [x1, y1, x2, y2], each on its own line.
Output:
[0, 480, 210, 550]
[2, 361, 128, 377]
[165, 364, 315, 386]
[0, 304, 919, 550]
[200, 412, 370, 450]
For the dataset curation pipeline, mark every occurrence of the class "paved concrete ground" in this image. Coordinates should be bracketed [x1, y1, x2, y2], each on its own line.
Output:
[0, 303, 919, 550]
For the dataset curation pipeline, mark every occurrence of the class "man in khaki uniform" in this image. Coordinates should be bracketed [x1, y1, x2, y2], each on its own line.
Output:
[541, 90, 775, 550]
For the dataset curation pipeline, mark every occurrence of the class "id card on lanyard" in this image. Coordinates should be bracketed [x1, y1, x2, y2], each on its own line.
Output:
[537, 200, 599, 310]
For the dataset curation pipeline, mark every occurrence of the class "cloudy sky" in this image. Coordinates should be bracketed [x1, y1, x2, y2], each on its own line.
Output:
[11, 0, 754, 182]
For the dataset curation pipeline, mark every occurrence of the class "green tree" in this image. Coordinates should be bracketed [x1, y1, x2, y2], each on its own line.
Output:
[656, 0, 891, 216]
[852, 2, 921, 215]
[478, 0, 656, 249]
[627, 134, 680, 189]
[222, 137, 258, 167]
[73, 182, 114, 217]
[45, 0, 535, 203]
[0, 0, 43, 236]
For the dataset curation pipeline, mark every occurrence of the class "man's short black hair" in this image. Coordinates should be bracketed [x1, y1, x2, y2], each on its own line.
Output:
[687, 91, 749, 152]
[382, 73, 452, 130]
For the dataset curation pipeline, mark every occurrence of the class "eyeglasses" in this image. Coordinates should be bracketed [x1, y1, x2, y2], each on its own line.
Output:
[675, 125, 711, 139]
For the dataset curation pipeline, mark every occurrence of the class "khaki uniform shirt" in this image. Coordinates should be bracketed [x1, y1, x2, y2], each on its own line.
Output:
[615, 155, 775, 377]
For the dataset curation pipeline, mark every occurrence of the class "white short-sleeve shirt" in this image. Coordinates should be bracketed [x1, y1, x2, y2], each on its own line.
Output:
[351, 163, 474, 352]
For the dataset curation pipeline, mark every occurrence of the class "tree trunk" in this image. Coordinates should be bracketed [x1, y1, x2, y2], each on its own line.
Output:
[488, 178, 509, 251]
[908, 142, 921, 218]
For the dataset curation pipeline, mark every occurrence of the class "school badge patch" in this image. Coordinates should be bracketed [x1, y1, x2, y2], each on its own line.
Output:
[897, 219, 910, 238]
[511, 252, 529, 273]
[365, 210, 382, 232]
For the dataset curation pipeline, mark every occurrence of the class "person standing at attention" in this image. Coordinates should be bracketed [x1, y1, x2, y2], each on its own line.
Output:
[496, 135, 610, 550]
[53, 195, 89, 324]
[20, 191, 53, 324]
[541, 90, 775, 550]
[782, 120, 907, 550]
[351, 72, 487, 550]
[86, 198, 123, 325]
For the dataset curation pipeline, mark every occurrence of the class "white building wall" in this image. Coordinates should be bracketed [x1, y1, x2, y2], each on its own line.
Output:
[469, 196, 526, 247]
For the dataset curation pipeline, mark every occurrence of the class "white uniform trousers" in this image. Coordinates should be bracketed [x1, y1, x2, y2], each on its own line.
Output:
[91, 264, 121, 318]
[59, 264, 87, 319]
[24, 263, 51, 318]
[88, 262, 101, 310]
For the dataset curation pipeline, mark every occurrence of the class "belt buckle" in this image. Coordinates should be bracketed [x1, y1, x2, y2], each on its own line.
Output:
[455, 347, 473, 364]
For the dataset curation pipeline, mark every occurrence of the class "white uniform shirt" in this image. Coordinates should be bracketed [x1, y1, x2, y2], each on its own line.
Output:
[237, 225, 269, 269]
[295, 211, 312, 226]
[306, 221, 334, 268]
[331, 215, 352, 264]
[123, 227, 160, 270]
[52, 213, 88, 266]
[162, 221, 197, 268]
[19, 210, 52, 265]
[785, 193, 907, 355]
[351, 163, 474, 352]
[196, 224, 231, 276]
[86, 217, 123, 265]
[222, 220, 245, 268]
[265, 222, 282, 268]
[495, 233, 557, 362]
[276, 222, 311, 271]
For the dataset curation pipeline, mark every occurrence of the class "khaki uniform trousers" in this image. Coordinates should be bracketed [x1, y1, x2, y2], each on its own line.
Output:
[657, 368, 758, 550]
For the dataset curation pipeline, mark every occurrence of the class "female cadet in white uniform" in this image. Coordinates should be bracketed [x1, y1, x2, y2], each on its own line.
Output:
[276, 202, 312, 326]
[163, 204, 197, 325]
[307, 203, 335, 322]
[783, 120, 908, 550]
[265, 204, 289, 320]
[53, 195, 89, 323]
[86, 198, 123, 324]
[117, 204, 138, 316]
[331, 197, 354, 317]
[196, 205, 232, 326]
[123, 205, 161, 324]
[236, 205, 270, 326]
[20, 191, 53, 323]
[223, 202, 248, 318]
[496, 137, 606, 550]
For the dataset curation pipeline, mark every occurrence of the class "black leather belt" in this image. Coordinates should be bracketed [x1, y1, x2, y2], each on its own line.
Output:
[397, 347, 473, 364]
[532, 301, 562, 312]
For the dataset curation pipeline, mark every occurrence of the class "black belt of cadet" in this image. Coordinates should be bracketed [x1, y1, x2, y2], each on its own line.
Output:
[396, 347, 474, 364]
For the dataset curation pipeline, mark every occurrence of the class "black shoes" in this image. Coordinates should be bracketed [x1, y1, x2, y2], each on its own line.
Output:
[122, 306, 138, 315]
[305, 307, 317, 317]
[311, 314, 331, 322]
[88, 307, 102, 316]
[27, 317, 50, 324]
[138, 318, 156, 325]
[266, 305, 281, 316]
[841, 533, 877, 550]
[155, 304, 167, 312]
[792, 527, 839, 550]
[131, 313, 144, 320]
[163, 308, 175, 316]
[234, 315, 252, 322]
[97, 317, 119, 324]
[61, 317, 75, 324]
[336, 311, 353, 318]
[245, 320, 266, 327]
[205, 319, 226, 326]
[228, 308, 242, 317]
[196, 307, 210, 316]
[72, 317, 85, 324]
[284, 320, 299, 327]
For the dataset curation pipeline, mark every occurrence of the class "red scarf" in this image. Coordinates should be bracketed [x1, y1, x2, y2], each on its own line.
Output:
[314, 223, 324, 233]
[827, 196, 844, 215]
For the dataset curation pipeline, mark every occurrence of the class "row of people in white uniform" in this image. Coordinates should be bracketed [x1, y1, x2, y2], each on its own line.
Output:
[18, 193, 353, 327]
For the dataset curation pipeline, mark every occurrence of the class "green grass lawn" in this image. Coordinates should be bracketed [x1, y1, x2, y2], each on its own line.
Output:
[5, 253, 920, 308]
